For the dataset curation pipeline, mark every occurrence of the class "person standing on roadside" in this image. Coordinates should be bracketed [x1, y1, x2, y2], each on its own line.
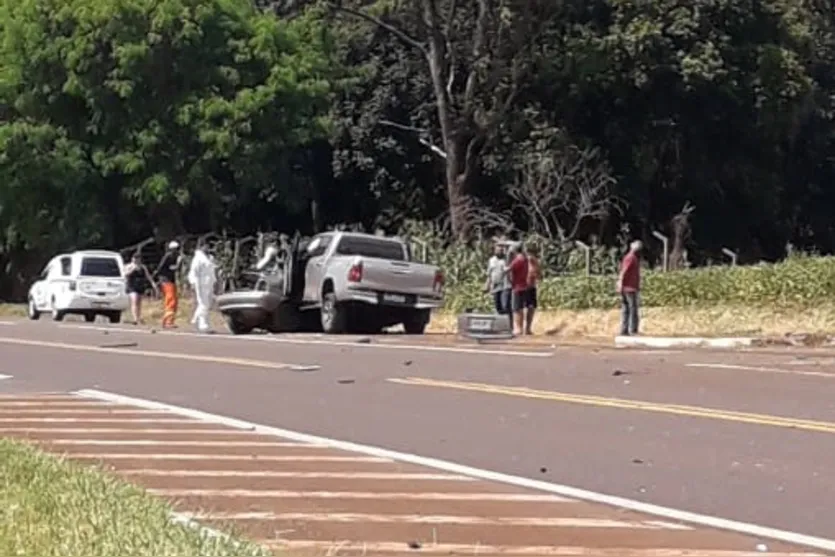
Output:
[155, 240, 182, 329]
[484, 243, 510, 321]
[617, 240, 643, 336]
[507, 242, 529, 336]
[124, 252, 156, 325]
[523, 244, 541, 335]
[187, 239, 217, 333]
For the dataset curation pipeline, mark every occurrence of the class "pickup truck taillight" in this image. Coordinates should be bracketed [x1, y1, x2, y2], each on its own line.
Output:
[347, 262, 363, 283]
[433, 270, 444, 292]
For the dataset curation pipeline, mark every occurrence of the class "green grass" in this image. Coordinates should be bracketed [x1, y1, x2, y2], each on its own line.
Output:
[0, 438, 269, 556]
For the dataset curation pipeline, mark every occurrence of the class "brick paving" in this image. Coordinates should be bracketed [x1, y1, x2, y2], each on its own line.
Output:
[0, 393, 826, 557]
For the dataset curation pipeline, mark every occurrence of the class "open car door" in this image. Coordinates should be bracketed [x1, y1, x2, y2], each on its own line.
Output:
[281, 234, 299, 300]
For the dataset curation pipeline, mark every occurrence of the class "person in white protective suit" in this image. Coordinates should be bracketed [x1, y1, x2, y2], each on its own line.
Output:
[187, 240, 218, 333]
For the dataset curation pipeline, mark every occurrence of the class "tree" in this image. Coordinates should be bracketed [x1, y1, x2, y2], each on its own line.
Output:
[0, 0, 336, 237]
[329, 0, 562, 237]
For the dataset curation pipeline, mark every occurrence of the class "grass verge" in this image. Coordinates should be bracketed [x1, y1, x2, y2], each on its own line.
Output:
[2, 300, 831, 339]
[0, 438, 267, 556]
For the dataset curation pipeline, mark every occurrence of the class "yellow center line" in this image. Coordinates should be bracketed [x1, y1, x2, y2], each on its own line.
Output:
[388, 377, 835, 434]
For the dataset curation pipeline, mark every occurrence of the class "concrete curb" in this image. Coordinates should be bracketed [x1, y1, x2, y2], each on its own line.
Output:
[614, 335, 756, 349]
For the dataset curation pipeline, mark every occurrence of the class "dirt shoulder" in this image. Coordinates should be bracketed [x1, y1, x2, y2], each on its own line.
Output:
[2, 301, 832, 341]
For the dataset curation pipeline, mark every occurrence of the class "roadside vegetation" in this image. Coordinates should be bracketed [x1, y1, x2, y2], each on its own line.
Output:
[0, 438, 267, 556]
[1, 0, 834, 338]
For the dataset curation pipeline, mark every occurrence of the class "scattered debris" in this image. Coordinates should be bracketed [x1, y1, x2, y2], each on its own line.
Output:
[337, 378, 355, 384]
[403, 360, 413, 366]
[99, 342, 138, 349]
[539, 467, 548, 473]
[612, 370, 627, 376]
[290, 365, 320, 372]
[407, 541, 422, 550]
[356, 337, 372, 344]
[632, 458, 644, 464]
[756, 543, 768, 552]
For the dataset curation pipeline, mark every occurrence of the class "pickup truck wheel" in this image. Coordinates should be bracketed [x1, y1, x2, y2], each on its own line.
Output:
[107, 311, 121, 324]
[225, 315, 253, 335]
[27, 298, 41, 321]
[321, 292, 348, 334]
[84, 312, 96, 323]
[402, 309, 431, 335]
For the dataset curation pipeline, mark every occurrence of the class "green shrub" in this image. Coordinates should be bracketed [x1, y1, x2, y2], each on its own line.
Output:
[442, 255, 835, 312]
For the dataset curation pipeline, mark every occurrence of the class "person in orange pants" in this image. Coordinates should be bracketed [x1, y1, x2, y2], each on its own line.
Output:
[154, 241, 182, 328]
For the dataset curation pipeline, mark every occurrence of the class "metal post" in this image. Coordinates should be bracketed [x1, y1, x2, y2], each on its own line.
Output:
[411, 239, 428, 262]
[652, 231, 669, 272]
[575, 240, 592, 275]
[721, 247, 738, 266]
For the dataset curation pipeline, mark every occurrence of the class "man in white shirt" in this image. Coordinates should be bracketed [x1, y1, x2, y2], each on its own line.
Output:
[484, 243, 511, 318]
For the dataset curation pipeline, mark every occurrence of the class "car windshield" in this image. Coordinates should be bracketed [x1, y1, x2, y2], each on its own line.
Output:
[335, 237, 406, 261]
[79, 257, 122, 277]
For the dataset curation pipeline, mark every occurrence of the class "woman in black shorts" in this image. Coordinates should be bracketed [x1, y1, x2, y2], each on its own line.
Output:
[125, 253, 155, 325]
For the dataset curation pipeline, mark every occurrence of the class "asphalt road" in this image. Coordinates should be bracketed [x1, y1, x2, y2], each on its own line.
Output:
[2, 318, 835, 545]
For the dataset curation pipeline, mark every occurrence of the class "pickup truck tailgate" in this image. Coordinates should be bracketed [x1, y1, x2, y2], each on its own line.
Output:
[358, 258, 439, 297]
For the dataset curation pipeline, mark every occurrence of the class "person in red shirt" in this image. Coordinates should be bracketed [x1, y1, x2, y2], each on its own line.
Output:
[524, 244, 541, 335]
[507, 243, 529, 336]
[616, 240, 643, 335]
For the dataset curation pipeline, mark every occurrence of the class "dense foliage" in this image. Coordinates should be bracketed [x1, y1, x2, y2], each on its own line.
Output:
[445, 252, 835, 312]
[2, 0, 835, 300]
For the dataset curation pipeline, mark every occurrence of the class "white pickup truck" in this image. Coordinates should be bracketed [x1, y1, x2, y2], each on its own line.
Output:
[216, 231, 445, 335]
[294, 231, 444, 334]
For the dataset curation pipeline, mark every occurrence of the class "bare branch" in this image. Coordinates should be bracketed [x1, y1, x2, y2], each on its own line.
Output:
[379, 119, 448, 159]
[508, 143, 619, 242]
[379, 119, 427, 133]
[327, 2, 427, 54]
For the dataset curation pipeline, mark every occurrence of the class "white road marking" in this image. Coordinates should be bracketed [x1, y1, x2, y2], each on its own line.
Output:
[686, 363, 835, 379]
[67, 453, 391, 463]
[57, 323, 554, 358]
[0, 321, 15, 326]
[179, 511, 689, 529]
[120, 470, 475, 480]
[77, 388, 835, 553]
[0, 402, 118, 407]
[0, 417, 195, 424]
[0, 374, 11, 380]
[0, 427, 255, 434]
[0, 396, 109, 402]
[265, 541, 823, 557]
[147, 488, 575, 502]
[44, 439, 318, 448]
[0, 336, 303, 371]
[0, 408, 167, 415]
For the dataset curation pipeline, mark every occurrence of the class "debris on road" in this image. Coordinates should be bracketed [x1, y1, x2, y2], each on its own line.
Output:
[290, 365, 320, 372]
[337, 378, 355, 384]
[99, 342, 139, 349]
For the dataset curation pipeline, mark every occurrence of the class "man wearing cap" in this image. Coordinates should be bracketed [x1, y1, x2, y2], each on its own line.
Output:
[155, 241, 183, 328]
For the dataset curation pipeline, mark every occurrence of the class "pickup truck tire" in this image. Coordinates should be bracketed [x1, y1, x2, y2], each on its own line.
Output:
[225, 315, 254, 335]
[402, 309, 431, 334]
[320, 292, 348, 334]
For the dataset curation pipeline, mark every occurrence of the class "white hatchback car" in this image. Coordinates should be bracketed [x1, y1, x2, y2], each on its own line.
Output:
[27, 250, 130, 323]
